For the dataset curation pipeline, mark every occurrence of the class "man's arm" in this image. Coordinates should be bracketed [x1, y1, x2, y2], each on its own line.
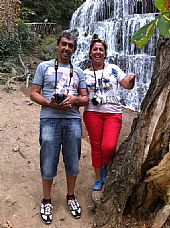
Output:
[30, 85, 58, 108]
[74, 88, 89, 107]
[30, 85, 89, 109]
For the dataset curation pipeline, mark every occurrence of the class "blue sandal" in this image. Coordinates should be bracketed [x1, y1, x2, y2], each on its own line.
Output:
[92, 180, 103, 191]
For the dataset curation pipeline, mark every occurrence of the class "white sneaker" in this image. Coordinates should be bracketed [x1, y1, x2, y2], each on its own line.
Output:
[40, 202, 53, 224]
[67, 198, 81, 219]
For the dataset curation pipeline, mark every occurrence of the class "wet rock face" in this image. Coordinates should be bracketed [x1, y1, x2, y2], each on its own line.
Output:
[70, 0, 158, 112]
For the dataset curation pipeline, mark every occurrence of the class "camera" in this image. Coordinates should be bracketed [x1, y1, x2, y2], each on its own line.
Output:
[53, 93, 67, 104]
[92, 97, 99, 106]
[91, 95, 101, 106]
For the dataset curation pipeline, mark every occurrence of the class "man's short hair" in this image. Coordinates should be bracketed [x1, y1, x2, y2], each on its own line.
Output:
[57, 30, 77, 51]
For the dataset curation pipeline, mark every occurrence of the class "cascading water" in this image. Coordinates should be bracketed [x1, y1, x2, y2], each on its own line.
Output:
[70, 0, 158, 111]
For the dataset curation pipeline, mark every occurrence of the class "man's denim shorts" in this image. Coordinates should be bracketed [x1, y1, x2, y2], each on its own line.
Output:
[39, 118, 82, 180]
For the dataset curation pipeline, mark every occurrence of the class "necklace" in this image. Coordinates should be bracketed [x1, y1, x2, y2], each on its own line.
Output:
[92, 62, 105, 93]
[90, 65, 104, 71]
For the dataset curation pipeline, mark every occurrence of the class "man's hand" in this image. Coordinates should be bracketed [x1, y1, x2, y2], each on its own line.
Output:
[58, 96, 75, 109]
[30, 85, 88, 109]
[50, 96, 72, 110]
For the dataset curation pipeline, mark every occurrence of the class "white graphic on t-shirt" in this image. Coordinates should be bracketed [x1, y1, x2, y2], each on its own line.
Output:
[55, 67, 78, 96]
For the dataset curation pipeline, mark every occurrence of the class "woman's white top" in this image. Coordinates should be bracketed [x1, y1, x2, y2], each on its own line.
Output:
[84, 64, 126, 113]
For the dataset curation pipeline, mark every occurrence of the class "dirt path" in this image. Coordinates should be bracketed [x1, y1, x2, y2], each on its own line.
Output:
[0, 83, 138, 228]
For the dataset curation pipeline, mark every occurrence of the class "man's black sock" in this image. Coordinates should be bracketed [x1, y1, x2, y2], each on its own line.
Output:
[67, 194, 75, 201]
[42, 198, 51, 204]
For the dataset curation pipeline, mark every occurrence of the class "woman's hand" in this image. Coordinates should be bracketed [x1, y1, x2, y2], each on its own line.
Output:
[120, 73, 136, 89]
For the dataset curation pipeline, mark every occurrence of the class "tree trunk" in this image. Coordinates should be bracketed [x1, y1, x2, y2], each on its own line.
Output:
[93, 37, 170, 228]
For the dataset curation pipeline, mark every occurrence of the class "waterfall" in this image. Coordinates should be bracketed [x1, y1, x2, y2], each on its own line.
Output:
[70, 0, 158, 111]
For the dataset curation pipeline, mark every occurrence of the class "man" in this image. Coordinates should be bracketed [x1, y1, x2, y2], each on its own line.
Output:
[30, 31, 89, 225]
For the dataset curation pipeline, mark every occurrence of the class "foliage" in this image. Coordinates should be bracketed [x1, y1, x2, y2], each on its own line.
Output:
[0, 0, 85, 59]
[0, 20, 40, 60]
[18, 20, 37, 51]
[20, 7, 36, 23]
[0, 32, 21, 60]
[21, 0, 85, 27]
[38, 35, 57, 60]
[132, 0, 170, 48]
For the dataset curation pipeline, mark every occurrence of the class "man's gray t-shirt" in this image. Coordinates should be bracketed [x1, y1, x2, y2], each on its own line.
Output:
[33, 59, 86, 119]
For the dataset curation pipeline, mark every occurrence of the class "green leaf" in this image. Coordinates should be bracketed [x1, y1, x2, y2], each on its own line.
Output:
[163, 12, 170, 18]
[131, 20, 156, 49]
[156, 15, 170, 38]
[155, 0, 169, 14]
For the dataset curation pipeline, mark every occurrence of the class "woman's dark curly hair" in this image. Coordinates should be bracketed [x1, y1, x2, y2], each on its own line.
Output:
[89, 34, 107, 56]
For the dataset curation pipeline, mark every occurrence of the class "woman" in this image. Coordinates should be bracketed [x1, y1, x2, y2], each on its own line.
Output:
[83, 36, 136, 191]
